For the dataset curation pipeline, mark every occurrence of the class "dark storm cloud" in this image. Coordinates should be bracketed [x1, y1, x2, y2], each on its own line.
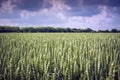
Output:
[65, 0, 120, 7]
[15, 0, 52, 11]
[65, 6, 100, 17]
[63, 0, 120, 17]
[0, 0, 120, 12]
[0, 0, 52, 11]
[16, 0, 43, 11]
[0, 0, 5, 3]
[108, 0, 120, 7]
[0, 0, 4, 4]
[64, 0, 80, 6]
[84, 0, 120, 7]
[0, 0, 5, 7]
[83, 0, 106, 5]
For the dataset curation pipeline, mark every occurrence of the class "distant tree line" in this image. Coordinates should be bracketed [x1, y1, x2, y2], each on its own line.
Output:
[0, 26, 120, 33]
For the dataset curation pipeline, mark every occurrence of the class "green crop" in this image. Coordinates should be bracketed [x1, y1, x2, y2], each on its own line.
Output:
[0, 33, 120, 80]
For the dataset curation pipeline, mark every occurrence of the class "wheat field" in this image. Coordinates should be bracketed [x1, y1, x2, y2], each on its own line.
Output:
[0, 33, 120, 80]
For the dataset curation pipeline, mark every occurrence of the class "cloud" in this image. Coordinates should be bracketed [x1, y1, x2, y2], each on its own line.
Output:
[20, 0, 70, 19]
[0, 0, 16, 13]
[0, 0, 70, 26]
[108, 0, 120, 7]
[58, 5, 119, 30]
[0, 0, 120, 30]
[64, 0, 120, 7]
[52, 0, 71, 10]
[1, 0, 120, 13]
[0, 5, 120, 30]
[0, 0, 70, 12]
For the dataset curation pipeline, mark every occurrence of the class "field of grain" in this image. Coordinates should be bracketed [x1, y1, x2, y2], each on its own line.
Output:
[0, 33, 120, 80]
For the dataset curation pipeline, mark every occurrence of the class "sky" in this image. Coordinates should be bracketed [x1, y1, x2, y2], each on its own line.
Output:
[0, 0, 120, 30]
